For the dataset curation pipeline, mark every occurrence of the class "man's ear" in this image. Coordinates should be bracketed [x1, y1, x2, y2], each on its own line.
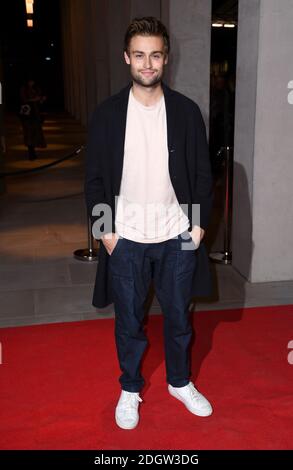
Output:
[164, 54, 169, 65]
[124, 51, 130, 65]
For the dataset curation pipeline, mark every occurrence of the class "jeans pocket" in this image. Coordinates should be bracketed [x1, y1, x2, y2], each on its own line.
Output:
[178, 231, 192, 248]
[176, 236, 196, 276]
[180, 230, 201, 250]
[110, 237, 123, 257]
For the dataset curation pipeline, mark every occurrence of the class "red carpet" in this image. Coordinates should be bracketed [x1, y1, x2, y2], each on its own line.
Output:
[0, 304, 292, 450]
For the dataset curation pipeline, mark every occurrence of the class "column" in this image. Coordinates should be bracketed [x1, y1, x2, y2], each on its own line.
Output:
[232, 0, 293, 282]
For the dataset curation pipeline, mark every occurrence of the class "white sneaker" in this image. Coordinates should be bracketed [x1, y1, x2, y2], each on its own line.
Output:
[115, 390, 143, 430]
[168, 382, 213, 417]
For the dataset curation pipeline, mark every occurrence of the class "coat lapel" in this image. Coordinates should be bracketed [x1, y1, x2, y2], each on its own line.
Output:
[112, 80, 177, 196]
[162, 80, 177, 154]
[112, 82, 131, 195]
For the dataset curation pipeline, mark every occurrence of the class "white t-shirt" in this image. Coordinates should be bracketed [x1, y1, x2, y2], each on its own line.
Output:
[115, 87, 189, 243]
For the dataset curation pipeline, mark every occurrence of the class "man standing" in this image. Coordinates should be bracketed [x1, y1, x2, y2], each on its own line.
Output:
[85, 17, 214, 430]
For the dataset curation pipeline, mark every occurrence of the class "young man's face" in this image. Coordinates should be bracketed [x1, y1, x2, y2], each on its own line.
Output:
[124, 35, 168, 88]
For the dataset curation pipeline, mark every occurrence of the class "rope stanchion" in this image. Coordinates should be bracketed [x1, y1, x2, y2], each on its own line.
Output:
[73, 216, 99, 262]
[1, 141, 98, 261]
[0, 145, 85, 178]
[209, 146, 233, 265]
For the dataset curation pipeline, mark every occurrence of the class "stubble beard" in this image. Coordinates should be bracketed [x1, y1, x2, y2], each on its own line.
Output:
[131, 69, 163, 88]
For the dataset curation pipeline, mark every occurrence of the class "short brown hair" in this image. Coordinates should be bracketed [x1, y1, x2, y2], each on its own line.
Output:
[124, 16, 170, 56]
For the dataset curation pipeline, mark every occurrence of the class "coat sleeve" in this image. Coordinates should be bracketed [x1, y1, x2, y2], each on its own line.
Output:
[193, 104, 214, 230]
[84, 106, 107, 238]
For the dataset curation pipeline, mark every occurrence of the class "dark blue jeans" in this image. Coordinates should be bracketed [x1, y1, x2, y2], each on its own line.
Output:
[109, 230, 197, 392]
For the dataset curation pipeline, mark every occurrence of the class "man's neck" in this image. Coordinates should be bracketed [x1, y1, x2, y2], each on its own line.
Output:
[131, 81, 163, 107]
